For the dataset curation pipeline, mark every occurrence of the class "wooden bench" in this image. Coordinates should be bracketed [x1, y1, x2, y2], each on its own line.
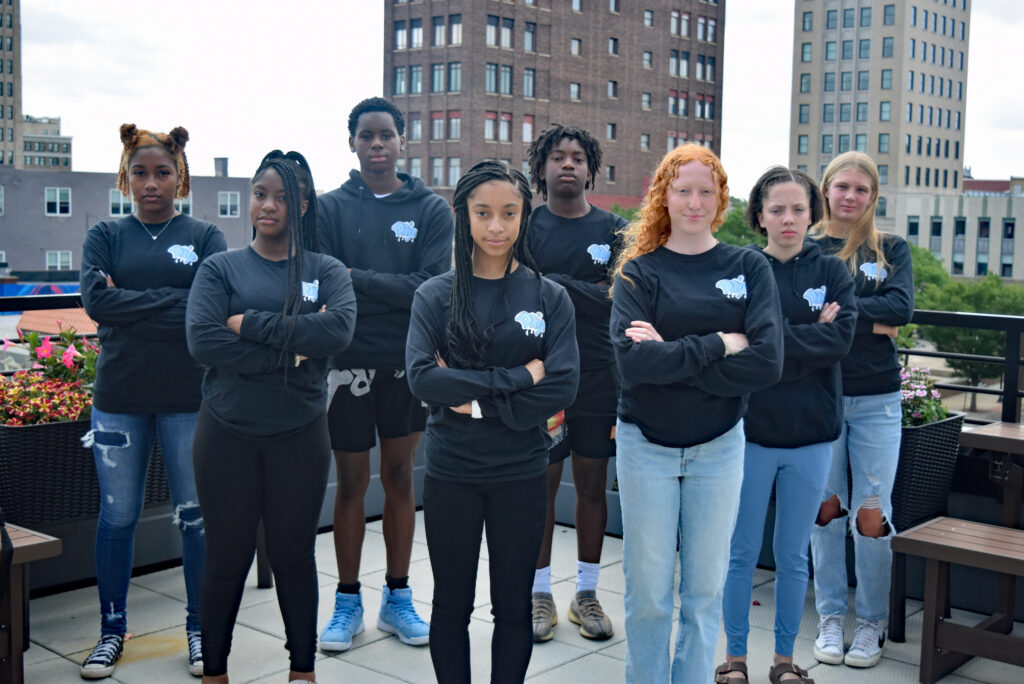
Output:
[1, 525, 61, 684]
[892, 516, 1024, 683]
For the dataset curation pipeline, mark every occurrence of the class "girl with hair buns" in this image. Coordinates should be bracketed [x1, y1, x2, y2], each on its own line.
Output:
[79, 124, 226, 679]
[610, 144, 783, 683]
[808, 151, 914, 670]
[186, 151, 356, 683]
[406, 160, 579, 682]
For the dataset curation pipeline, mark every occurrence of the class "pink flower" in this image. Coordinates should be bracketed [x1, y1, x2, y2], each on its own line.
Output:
[36, 336, 53, 359]
[931, 390, 940, 398]
[61, 346, 80, 369]
[915, 389, 927, 397]
[1, 336, 10, 352]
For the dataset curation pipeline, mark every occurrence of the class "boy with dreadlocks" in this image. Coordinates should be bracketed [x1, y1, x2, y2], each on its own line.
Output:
[80, 124, 225, 679]
[317, 97, 453, 651]
[186, 151, 356, 682]
[525, 125, 627, 643]
[406, 160, 579, 681]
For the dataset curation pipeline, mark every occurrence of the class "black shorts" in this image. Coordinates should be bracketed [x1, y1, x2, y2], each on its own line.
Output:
[548, 365, 619, 464]
[326, 368, 427, 452]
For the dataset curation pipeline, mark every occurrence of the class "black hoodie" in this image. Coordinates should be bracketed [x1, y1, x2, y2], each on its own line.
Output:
[743, 242, 857, 448]
[318, 170, 454, 369]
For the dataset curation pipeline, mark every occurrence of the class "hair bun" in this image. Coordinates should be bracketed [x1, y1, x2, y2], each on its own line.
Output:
[119, 123, 137, 145]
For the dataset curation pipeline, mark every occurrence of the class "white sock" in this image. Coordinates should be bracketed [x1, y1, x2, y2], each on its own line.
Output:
[576, 561, 600, 593]
[533, 566, 551, 594]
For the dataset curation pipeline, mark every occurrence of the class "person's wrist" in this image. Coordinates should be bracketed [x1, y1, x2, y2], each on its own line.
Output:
[716, 331, 734, 356]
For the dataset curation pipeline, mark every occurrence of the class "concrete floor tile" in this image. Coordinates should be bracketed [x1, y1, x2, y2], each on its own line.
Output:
[526, 652, 625, 683]
[25, 655, 103, 684]
[250, 653, 407, 684]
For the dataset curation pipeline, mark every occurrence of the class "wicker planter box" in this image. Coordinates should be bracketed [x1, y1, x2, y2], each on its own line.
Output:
[0, 419, 171, 528]
[891, 412, 965, 531]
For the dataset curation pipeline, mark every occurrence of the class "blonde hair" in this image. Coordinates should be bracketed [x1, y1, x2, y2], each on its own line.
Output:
[613, 144, 729, 290]
[116, 124, 191, 199]
[812, 151, 888, 276]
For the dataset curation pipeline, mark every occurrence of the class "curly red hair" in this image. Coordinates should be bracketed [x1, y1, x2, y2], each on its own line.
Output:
[613, 144, 729, 288]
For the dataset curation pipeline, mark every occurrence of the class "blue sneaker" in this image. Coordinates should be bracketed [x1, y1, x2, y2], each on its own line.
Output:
[377, 586, 429, 646]
[319, 591, 364, 652]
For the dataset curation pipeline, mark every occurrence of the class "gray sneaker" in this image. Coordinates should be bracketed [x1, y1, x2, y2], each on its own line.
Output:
[568, 590, 614, 640]
[532, 592, 557, 642]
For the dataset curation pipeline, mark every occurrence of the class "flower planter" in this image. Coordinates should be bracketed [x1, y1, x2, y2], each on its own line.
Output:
[891, 411, 965, 531]
[0, 419, 171, 528]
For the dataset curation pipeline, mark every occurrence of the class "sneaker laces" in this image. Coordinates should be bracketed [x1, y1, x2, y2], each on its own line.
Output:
[574, 594, 605, 620]
[817, 615, 843, 650]
[326, 603, 358, 630]
[532, 596, 555, 621]
[187, 631, 202, 662]
[85, 635, 122, 665]
[850, 618, 882, 654]
[388, 593, 426, 625]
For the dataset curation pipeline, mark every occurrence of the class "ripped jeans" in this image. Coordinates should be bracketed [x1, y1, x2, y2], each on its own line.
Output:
[88, 407, 204, 635]
[810, 391, 901, 623]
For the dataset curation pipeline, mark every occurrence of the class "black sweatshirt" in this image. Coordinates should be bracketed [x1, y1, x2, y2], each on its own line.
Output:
[816, 234, 914, 396]
[80, 215, 226, 413]
[611, 243, 783, 448]
[743, 242, 857, 448]
[406, 267, 580, 483]
[186, 247, 356, 437]
[318, 170, 454, 369]
[527, 204, 628, 371]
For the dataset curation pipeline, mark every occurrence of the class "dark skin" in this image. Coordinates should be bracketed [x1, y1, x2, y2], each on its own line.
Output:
[534, 137, 608, 571]
[333, 109, 417, 586]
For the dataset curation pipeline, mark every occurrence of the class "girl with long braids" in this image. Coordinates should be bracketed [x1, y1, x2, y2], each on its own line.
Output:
[808, 151, 913, 670]
[80, 124, 226, 680]
[610, 144, 783, 684]
[406, 161, 579, 682]
[186, 151, 356, 683]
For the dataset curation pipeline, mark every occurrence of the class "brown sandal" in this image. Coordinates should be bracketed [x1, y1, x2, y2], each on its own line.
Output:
[768, 662, 814, 684]
[714, 661, 748, 683]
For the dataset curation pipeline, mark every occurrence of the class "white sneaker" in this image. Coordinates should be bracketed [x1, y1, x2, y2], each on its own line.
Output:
[844, 617, 886, 667]
[813, 614, 845, 664]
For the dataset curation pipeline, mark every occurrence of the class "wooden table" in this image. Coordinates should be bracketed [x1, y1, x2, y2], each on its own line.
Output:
[957, 421, 1024, 529]
[1, 525, 61, 684]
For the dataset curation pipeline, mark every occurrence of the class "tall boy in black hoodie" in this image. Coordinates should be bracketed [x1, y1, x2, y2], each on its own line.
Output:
[317, 97, 454, 651]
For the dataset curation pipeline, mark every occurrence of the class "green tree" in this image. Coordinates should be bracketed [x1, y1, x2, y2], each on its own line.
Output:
[715, 197, 766, 248]
[609, 203, 639, 222]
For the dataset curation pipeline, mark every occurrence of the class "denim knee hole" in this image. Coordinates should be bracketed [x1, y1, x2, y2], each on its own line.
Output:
[173, 501, 204, 534]
[82, 427, 131, 468]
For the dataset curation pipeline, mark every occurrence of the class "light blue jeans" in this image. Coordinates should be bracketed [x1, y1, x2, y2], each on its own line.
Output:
[88, 407, 204, 635]
[810, 391, 901, 622]
[723, 441, 832, 658]
[617, 419, 745, 684]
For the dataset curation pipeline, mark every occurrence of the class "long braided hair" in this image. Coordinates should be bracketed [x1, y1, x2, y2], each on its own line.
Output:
[250, 150, 319, 369]
[446, 160, 538, 370]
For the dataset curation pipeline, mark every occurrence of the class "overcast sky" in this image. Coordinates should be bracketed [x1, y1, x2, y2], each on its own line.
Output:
[21, 0, 1023, 200]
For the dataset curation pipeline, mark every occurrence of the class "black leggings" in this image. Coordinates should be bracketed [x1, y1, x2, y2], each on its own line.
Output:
[192, 404, 330, 676]
[423, 473, 546, 684]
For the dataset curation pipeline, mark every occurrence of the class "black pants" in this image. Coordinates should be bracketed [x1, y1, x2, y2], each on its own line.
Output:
[192, 404, 330, 676]
[424, 473, 546, 684]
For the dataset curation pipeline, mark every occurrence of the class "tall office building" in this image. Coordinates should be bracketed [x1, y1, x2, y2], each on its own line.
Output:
[384, 0, 726, 205]
[788, 0, 971, 220]
[1, 0, 21, 168]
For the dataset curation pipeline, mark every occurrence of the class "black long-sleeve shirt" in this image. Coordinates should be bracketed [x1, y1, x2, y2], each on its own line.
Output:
[817, 234, 914, 396]
[611, 243, 783, 448]
[318, 170, 453, 369]
[186, 247, 356, 437]
[80, 215, 226, 413]
[744, 242, 857, 448]
[406, 267, 579, 483]
[527, 204, 627, 371]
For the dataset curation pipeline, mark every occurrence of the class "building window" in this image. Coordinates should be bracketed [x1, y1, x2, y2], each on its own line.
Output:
[882, 37, 894, 58]
[605, 165, 616, 183]
[876, 197, 887, 217]
[431, 112, 444, 140]
[798, 104, 809, 124]
[840, 103, 851, 123]
[856, 102, 868, 122]
[501, 18, 513, 49]
[44, 187, 71, 216]
[609, 0, 620, 12]
[840, 71, 852, 91]
[408, 112, 422, 141]
[707, 19, 717, 43]
[499, 112, 511, 141]
[217, 191, 239, 218]
[448, 111, 461, 139]
[432, 16, 445, 46]
[410, 18, 422, 48]
[45, 251, 72, 271]
[884, 4, 895, 25]
[878, 165, 889, 185]
[570, 82, 580, 100]
[393, 67, 406, 95]
[823, 103, 834, 122]
[499, 65, 512, 95]
[879, 133, 890, 154]
[842, 40, 853, 60]
[607, 80, 618, 98]
[697, 17, 706, 40]
[484, 112, 496, 141]
[175, 195, 191, 215]
[408, 157, 421, 179]
[448, 62, 462, 92]
[523, 68, 536, 98]
[908, 216, 919, 244]
[449, 14, 462, 45]
[855, 134, 867, 152]
[572, 0, 581, 11]
[430, 157, 444, 186]
[822, 135, 833, 154]
[824, 73, 835, 91]
[608, 37, 619, 55]
[522, 114, 534, 143]
[642, 51, 653, 68]
[486, 15, 498, 46]
[860, 7, 872, 26]
[880, 101, 891, 121]
[798, 135, 808, 154]
[857, 70, 869, 90]
[644, 10, 654, 28]
[409, 65, 422, 94]
[802, 11, 813, 32]
[431, 63, 445, 93]
[447, 157, 461, 187]
[843, 8, 854, 28]
[640, 133, 650, 151]
[825, 41, 836, 61]
[606, 123, 617, 141]
[668, 90, 678, 116]
[571, 38, 581, 56]
[827, 10, 838, 29]
[800, 73, 811, 93]
[838, 134, 850, 153]
[109, 189, 133, 216]
[881, 69, 892, 90]
[525, 22, 535, 52]
[485, 63, 497, 93]
[394, 20, 407, 50]
[641, 92, 652, 110]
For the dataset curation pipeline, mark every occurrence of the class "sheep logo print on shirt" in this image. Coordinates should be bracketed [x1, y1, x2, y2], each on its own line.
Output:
[803, 285, 826, 311]
[167, 244, 198, 265]
[337, 369, 375, 397]
[514, 311, 546, 337]
[391, 220, 418, 243]
[860, 262, 888, 281]
[715, 274, 747, 300]
[301, 279, 319, 303]
[587, 243, 611, 265]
